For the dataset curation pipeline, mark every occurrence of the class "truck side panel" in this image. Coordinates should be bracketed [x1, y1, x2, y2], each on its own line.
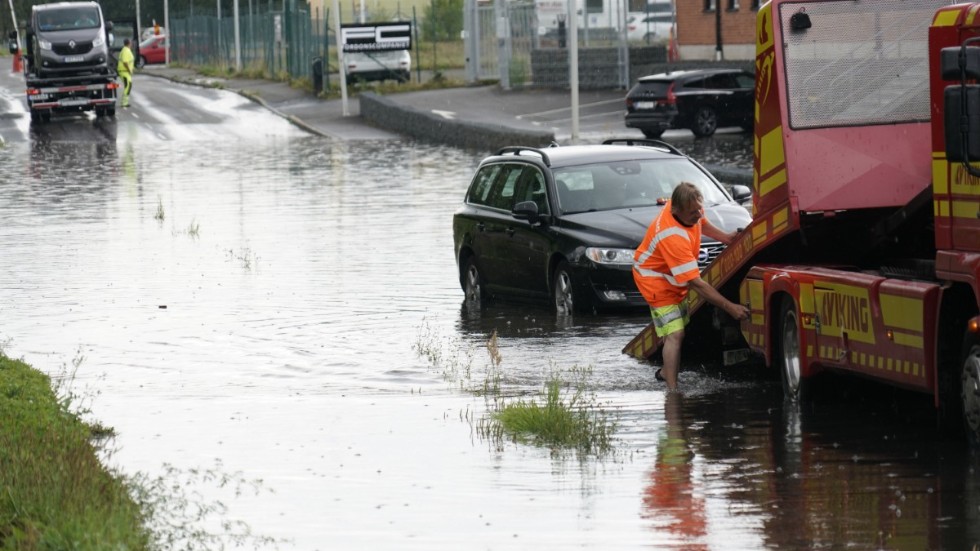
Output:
[742, 265, 942, 396]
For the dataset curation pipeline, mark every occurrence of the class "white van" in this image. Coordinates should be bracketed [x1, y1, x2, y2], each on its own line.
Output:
[344, 50, 411, 83]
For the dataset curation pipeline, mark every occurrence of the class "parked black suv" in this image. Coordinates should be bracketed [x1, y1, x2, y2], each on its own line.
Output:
[625, 68, 755, 138]
[452, 139, 752, 315]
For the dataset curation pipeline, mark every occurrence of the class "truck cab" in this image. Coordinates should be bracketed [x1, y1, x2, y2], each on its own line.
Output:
[26, 2, 112, 78]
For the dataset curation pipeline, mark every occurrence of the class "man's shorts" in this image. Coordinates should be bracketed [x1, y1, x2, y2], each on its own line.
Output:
[650, 298, 690, 338]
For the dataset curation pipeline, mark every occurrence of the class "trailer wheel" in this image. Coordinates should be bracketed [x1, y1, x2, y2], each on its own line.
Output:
[961, 340, 980, 445]
[778, 297, 804, 401]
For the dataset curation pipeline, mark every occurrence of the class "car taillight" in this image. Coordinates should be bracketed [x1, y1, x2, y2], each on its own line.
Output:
[662, 82, 677, 105]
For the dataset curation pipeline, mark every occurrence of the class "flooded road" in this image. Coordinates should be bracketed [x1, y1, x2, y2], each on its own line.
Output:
[0, 89, 977, 549]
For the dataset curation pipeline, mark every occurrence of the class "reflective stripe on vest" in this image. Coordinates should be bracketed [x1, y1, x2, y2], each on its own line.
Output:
[633, 212, 695, 286]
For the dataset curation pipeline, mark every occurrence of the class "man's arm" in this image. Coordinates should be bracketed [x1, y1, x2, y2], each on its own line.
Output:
[687, 277, 750, 320]
[702, 217, 740, 245]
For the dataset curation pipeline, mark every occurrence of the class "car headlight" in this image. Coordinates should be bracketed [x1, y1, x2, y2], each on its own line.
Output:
[585, 247, 635, 265]
[93, 35, 105, 48]
[39, 39, 52, 50]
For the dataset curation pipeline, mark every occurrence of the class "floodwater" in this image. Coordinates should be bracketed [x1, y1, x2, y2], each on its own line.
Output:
[0, 118, 978, 550]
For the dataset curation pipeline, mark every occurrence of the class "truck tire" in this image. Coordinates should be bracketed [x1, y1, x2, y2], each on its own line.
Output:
[961, 338, 980, 446]
[777, 296, 804, 401]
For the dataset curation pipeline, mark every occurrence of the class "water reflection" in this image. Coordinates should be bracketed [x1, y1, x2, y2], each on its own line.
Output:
[642, 392, 707, 549]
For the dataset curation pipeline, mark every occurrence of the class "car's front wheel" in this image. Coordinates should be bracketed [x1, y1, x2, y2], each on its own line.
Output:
[691, 106, 718, 137]
[552, 262, 576, 315]
[462, 256, 487, 307]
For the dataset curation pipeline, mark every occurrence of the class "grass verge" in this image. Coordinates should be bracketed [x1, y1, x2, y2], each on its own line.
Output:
[0, 353, 150, 550]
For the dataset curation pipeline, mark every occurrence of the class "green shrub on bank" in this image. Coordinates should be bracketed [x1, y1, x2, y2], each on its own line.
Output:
[0, 354, 150, 551]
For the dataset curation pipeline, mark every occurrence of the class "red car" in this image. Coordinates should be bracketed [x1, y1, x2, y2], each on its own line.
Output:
[137, 34, 167, 67]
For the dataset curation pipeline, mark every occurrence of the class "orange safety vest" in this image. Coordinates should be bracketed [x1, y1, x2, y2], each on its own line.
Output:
[632, 199, 704, 308]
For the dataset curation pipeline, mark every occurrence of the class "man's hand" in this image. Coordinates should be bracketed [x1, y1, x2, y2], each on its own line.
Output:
[726, 302, 750, 321]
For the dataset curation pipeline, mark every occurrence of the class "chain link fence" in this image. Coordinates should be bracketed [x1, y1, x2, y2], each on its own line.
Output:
[157, 0, 678, 89]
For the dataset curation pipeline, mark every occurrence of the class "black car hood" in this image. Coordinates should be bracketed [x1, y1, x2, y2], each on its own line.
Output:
[559, 202, 752, 247]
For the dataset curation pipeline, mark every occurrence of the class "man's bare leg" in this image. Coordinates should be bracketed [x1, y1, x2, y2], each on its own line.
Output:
[661, 329, 685, 391]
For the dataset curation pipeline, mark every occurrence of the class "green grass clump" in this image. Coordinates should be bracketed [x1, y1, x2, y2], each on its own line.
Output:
[0, 354, 150, 550]
[491, 368, 616, 455]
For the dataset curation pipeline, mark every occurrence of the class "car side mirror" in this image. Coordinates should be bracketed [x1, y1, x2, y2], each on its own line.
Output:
[730, 184, 752, 206]
[512, 201, 541, 223]
[8, 40, 17, 55]
[105, 21, 114, 32]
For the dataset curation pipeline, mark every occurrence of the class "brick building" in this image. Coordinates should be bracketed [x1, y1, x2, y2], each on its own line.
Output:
[675, 0, 759, 60]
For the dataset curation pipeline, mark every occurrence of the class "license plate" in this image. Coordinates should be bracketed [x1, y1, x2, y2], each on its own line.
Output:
[64, 55, 84, 63]
[634, 101, 656, 110]
[59, 98, 90, 106]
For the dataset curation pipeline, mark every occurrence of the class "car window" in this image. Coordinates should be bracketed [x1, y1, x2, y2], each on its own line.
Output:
[704, 74, 736, 90]
[514, 167, 549, 215]
[467, 164, 502, 206]
[553, 158, 729, 213]
[734, 73, 754, 89]
[683, 78, 705, 89]
[486, 164, 523, 211]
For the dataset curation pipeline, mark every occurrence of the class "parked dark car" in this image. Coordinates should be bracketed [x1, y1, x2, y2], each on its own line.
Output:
[625, 68, 755, 138]
[452, 139, 753, 315]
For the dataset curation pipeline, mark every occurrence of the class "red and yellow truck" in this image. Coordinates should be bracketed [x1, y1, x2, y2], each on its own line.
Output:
[625, 0, 980, 443]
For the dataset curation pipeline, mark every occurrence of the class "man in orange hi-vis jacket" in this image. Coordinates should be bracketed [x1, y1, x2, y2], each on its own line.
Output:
[633, 182, 750, 391]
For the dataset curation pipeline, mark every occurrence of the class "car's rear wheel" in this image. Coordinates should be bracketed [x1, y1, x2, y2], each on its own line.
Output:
[462, 256, 487, 307]
[691, 106, 718, 137]
[137, 55, 147, 69]
[641, 128, 664, 139]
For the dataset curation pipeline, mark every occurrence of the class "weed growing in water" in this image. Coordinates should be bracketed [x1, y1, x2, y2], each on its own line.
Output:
[227, 247, 257, 271]
[186, 218, 200, 238]
[413, 319, 475, 389]
[154, 197, 165, 221]
[413, 324, 617, 457]
[486, 364, 617, 456]
[126, 459, 286, 551]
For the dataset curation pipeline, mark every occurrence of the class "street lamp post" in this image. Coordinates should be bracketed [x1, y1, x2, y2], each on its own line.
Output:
[714, 0, 723, 60]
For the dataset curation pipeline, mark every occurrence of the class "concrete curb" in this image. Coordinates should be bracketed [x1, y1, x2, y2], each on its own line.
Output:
[359, 91, 556, 151]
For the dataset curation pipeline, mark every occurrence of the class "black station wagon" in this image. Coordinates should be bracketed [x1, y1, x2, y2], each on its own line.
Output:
[452, 139, 752, 315]
[625, 68, 756, 138]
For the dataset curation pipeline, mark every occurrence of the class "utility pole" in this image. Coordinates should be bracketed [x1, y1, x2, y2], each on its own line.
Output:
[714, 0, 723, 61]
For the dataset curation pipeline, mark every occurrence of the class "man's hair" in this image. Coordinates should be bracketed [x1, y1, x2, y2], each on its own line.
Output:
[670, 182, 703, 211]
[124, 38, 131, 45]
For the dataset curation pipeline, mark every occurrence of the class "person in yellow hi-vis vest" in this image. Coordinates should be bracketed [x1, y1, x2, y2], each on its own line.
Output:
[117, 38, 134, 108]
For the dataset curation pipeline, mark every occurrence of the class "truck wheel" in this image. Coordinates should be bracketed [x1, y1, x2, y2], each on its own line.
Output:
[107, 106, 116, 118]
[777, 297, 804, 401]
[961, 339, 980, 445]
[30, 110, 39, 123]
[691, 106, 718, 137]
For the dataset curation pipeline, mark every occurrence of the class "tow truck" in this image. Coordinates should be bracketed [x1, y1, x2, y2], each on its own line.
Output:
[624, 0, 980, 443]
[8, 2, 122, 122]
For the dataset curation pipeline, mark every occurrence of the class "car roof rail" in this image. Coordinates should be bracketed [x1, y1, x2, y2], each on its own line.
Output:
[602, 138, 684, 157]
[495, 146, 552, 167]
